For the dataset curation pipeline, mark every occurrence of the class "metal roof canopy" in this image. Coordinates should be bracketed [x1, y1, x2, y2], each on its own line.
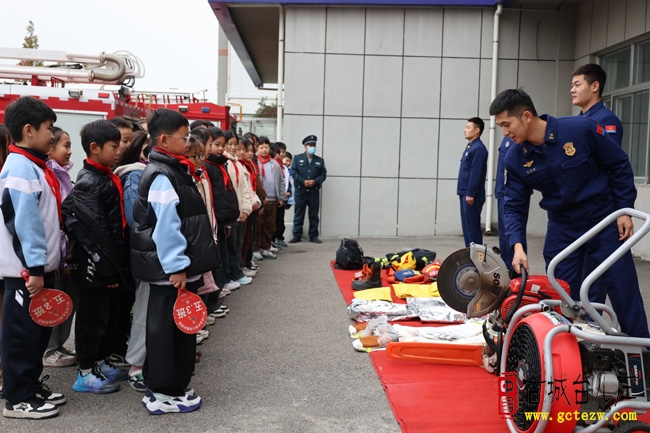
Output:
[209, 0, 567, 87]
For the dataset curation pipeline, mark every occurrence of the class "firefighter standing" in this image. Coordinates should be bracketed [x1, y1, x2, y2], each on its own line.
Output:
[289, 135, 327, 244]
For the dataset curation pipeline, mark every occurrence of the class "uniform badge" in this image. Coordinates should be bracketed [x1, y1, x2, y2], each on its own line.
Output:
[504, 169, 507, 185]
[548, 133, 554, 140]
[563, 142, 576, 156]
[605, 125, 617, 134]
[523, 160, 533, 168]
[505, 141, 510, 148]
[596, 124, 604, 135]
[523, 146, 528, 154]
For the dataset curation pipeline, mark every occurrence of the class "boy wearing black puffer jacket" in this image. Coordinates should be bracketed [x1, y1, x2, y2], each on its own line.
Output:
[62, 120, 134, 394]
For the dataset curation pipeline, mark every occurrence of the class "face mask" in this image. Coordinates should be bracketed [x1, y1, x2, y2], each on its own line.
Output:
[307, 146, 316, 155]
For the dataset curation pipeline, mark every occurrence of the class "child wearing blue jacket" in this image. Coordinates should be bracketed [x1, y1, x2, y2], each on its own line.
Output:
[0, 96, 65, 419]
[130, 109, 219, 414]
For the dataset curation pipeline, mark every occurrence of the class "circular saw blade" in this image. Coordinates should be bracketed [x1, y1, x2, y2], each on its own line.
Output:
[437, 248, 481, 313]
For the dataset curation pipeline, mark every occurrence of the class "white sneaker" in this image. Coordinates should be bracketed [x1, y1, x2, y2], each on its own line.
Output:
[3, 398, 59, 419]
[198, 329, 209, 340]
[43, 350, 77, 368]
[243, 268, 257, 278]
[260, 249, 277, 260]
[268, 246, 279, 253]
[142, 389, 202, 414]
[235, 276, 252, 285]
[252, 251, 264, 261]
[224, 280, 241, 291]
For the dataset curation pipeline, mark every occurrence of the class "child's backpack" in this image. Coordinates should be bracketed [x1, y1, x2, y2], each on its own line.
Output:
[335, 238, 365, 270]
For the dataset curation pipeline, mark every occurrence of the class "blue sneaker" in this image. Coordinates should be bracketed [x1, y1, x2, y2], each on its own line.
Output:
[72, 366, 120, 394]
[98, 359, 129, 382]
[142, 389, 202, 414]
[277, 240, 288, 247]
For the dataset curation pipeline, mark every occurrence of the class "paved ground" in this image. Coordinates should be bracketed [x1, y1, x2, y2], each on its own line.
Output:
[2, 233, 650, 433]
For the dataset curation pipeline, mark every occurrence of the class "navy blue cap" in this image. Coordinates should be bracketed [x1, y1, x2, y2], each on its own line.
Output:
[302, 135, 317, 145]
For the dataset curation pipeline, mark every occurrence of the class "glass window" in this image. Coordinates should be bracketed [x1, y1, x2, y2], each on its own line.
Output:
[635, 40, 650, 85]
[613, 91, 648, 178]
[602, 48, 631, 92]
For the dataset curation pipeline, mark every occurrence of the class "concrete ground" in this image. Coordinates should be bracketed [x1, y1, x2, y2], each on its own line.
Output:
[2, 234, 650, 433]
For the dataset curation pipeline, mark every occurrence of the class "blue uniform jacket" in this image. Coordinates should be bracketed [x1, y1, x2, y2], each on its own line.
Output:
[495, 137, 515, 200]
[580, 101, 623, 146]
[291, 153, 327, 192]
[457, 138, 488, 197]
[503, 114, 636, 248]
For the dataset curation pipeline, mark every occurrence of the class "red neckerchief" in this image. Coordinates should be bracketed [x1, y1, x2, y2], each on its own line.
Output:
[153, 146, 199, 181]
[274, 156, 283, 168]
[241, 160, 257, 191]
[85, 157, 127, 235]
[9, 144, 63, 227]
[204, 158, 233, 191]
[257, 155, 272, 178]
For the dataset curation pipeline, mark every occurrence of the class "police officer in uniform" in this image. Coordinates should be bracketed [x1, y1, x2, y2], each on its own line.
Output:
[490, 88, 649, 339]
[289, 135, 327, 243]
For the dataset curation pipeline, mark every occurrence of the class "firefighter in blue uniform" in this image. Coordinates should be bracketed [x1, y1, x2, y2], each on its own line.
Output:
[457, 117, 488, 247]
[289, 135, 327, 244]
[490, 88, 649, 339]
[571, 63, 624, 305]
[571, 63, 623, 146]
[495, 136, 518, 273]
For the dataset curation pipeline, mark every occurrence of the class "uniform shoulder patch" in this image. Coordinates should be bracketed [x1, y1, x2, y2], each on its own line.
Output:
[605, 125, 617, 133]
[596, 124, 604, 136]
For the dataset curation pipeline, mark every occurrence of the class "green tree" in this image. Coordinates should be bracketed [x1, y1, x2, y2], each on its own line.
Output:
[19, 20, 43, 67]
[254, 97, 277, 118]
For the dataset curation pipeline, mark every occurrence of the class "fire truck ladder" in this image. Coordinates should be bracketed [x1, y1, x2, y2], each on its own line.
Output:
[0, 47, 145, 86]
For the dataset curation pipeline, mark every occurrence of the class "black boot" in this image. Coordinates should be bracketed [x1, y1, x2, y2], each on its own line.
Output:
[352, 262, 382, 290]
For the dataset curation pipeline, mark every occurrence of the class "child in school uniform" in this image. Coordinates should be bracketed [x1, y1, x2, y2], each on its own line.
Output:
[253, 137, 285, 260]
[0, 96, 65, 419]
[130, 109, 219, 414]
[43, 126, 77, 368]
[63, 120, 134, 394]
[203, 127, 240, 315]
[224, 130, 253, 283]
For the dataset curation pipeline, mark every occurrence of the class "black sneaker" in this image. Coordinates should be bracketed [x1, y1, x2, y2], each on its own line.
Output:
[288, 237, 302, 244]
[3, 398, 59, 419]
[35, 375, 66, 406]
[310, 237, 322, 244]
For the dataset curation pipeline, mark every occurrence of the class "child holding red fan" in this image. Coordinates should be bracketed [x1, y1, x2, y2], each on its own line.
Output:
[0, 97, 65, 419]
[130, 109, 219, 414]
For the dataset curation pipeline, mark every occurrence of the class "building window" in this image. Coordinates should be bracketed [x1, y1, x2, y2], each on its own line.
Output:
[601, 41, 650, 182]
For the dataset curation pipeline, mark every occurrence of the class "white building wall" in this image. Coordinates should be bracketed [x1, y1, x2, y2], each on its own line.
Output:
[283, 5, 577, 239]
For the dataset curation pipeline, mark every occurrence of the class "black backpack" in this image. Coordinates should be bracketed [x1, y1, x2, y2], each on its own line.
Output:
[335, 238, 365, 270]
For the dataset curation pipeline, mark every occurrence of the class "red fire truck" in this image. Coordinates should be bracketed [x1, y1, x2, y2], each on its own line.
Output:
[0, 47, 234, 176]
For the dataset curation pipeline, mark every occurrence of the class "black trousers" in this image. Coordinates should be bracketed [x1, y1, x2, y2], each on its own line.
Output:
[274, 205, 286, 241]
[292, 189, 320, 240]
[143, 281, 199, 397]
[75, 286, 123, 370]
[1, 275, 53, 405]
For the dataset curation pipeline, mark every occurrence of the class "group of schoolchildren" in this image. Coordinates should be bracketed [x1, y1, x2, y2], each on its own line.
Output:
[0, 96, 294, 419]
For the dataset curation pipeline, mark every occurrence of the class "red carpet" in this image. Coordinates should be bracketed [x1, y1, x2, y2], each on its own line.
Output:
[370, 350, 505, 433]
